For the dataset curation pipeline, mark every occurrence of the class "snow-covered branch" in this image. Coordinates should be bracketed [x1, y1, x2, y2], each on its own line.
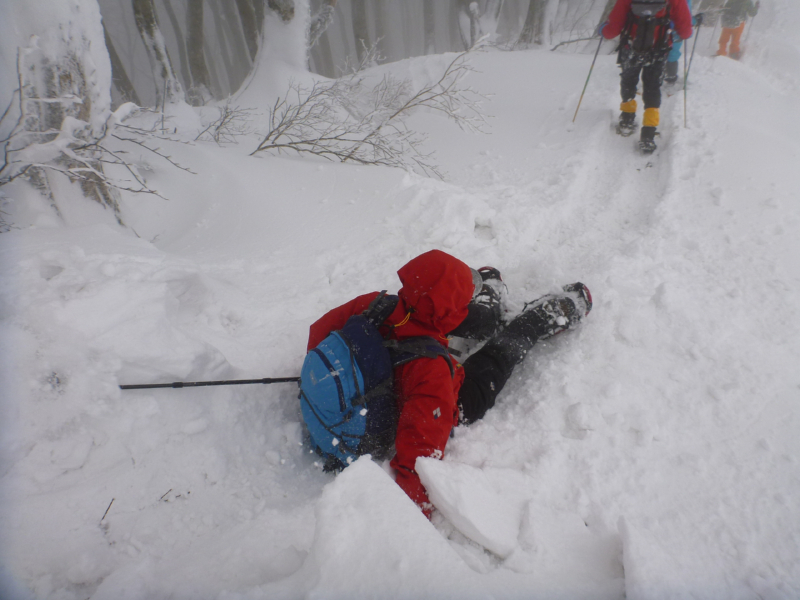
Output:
[251, 47, 487, 179]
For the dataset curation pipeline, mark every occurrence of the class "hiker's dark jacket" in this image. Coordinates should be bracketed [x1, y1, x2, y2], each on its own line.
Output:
[721, 0, 758, 29]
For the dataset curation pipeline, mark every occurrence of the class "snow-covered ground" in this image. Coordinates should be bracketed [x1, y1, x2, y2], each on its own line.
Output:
[2, 2, 800, 598]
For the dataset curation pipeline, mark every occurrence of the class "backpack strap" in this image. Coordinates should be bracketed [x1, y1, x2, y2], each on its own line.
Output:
[363, 291, 400, 327]
[385, 337, 456, 379]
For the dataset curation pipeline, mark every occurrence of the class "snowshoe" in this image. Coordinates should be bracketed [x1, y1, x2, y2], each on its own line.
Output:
[518, 282, 592, 341]
[477, 266, 503, 283]
[638, 126, 658, 154]
[616, 112, 637, 137]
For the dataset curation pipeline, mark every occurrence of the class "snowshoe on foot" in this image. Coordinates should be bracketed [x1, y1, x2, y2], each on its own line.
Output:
[477, 266, 503, 283]
[517, 282, 593, 342]
[616, 112, 637, 137]
[638, 126, 658, 154]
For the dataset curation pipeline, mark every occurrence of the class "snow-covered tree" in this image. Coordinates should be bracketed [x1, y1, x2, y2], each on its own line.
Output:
[0, 0, 121, 219]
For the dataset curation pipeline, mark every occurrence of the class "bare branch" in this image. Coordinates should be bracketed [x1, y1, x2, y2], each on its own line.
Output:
[250, 46, 487, 179]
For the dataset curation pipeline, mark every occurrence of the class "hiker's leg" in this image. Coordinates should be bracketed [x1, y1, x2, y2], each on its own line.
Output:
[458, 285, 591, 424]
[640, 57, 666, 132]
[718, 27, 732, 55]
[730, 22, 746, 55]
[448, 283, 503, 341]
[620, 62, 642, 110]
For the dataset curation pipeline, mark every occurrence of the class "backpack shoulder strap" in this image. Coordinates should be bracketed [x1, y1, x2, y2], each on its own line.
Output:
[385, 336, 455, 379]
[363, 290, 400, 328]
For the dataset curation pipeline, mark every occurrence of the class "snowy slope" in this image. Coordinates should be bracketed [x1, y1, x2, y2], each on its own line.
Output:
[1, 1, 800, 599]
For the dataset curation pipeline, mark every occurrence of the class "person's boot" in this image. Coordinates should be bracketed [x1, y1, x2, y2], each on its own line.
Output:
[664, 60, 679, 84]
[616, 111, 637, 137]
[639, 126, 658, 154]
[450, 267, 506, 341]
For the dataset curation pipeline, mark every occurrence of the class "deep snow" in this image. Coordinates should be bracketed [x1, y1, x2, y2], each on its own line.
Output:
[1, 2, 800, 599]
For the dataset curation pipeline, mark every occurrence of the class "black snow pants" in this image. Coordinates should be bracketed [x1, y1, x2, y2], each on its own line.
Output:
[450, 296, 550, 425]
[619, 47, 669, 110]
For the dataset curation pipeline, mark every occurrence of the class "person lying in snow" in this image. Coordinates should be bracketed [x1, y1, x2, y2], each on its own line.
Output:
[301, 250, 592, 517]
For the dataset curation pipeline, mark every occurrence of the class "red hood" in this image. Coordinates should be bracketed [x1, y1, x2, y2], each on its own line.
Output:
[393, 250, 474, 340]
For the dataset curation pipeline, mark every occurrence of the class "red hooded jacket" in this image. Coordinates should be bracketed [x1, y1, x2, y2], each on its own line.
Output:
[603, 0, 693, 43]
[306, 250, 475, 515]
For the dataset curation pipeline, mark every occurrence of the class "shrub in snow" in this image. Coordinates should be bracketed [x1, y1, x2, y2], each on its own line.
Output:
[251, 46, 487, 179]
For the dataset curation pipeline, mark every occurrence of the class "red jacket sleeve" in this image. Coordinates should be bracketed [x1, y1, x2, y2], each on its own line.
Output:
[390, 357, 464, 517]
[670, 0, 693, 40]
[603, 0, 632, 39]
[306, 292, 380, 351]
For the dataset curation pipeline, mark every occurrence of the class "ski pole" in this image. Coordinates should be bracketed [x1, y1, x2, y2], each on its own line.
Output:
[744, 9, 758, 44]
[572, 36, 605, 123]
[119, 376, 300, 390]
[683, 47, 688, 127]
[683, 17, 701, 127]
[685, 14, 702, 85]
[708, 10, 719, 50]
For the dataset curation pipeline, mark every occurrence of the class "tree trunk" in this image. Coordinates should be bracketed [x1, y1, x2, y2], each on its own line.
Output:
[449, 0, 464, 50]
[236, 0, 260, 61]
[268, 0, 295, 22]
[208, 1, 236, 95]
[373, 0, 389, 61]
[162, 0, 192, 91]
[132, 0, 183, 104]
[519, 0, 545, 45]
[216, 0, 253, 90]
[351, 0, 371, 64]
[423, 0, 436, 54]
[309, 0, 337, 49]
[254, 0, 266, 34]
[104, 20, 142, 105]
[186, 0, 212, 105]
[25, 53, 121, 219]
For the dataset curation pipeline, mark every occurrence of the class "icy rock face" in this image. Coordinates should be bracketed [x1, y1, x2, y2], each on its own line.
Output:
[417, 457, 522, 558]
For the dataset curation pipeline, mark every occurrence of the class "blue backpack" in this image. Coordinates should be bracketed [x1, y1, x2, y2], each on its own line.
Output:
[299, 292, 454, 472]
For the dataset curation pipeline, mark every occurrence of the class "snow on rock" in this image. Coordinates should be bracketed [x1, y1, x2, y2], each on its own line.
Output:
[417, 457, 522, 558]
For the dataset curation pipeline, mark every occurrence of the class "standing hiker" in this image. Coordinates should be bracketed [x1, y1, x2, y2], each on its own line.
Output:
[601, 0, 693, 153]
[717, 0, 759, 59]
[300, 250, 592, 517]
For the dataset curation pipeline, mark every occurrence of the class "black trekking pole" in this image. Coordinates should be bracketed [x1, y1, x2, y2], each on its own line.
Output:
[683, 16, 702, 127]
[572, 36, 605, 123]
[744, 10, 758, 44]
[119, 376, 300, 390]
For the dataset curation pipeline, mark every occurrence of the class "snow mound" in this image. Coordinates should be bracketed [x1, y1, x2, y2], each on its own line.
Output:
[417, 457, 522, 558]
[254, 456, 479, 599]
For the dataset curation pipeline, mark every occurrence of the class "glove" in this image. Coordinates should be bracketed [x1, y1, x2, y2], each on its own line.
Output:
[595, 21, 607, 37]
[693, 12, 704, 26]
